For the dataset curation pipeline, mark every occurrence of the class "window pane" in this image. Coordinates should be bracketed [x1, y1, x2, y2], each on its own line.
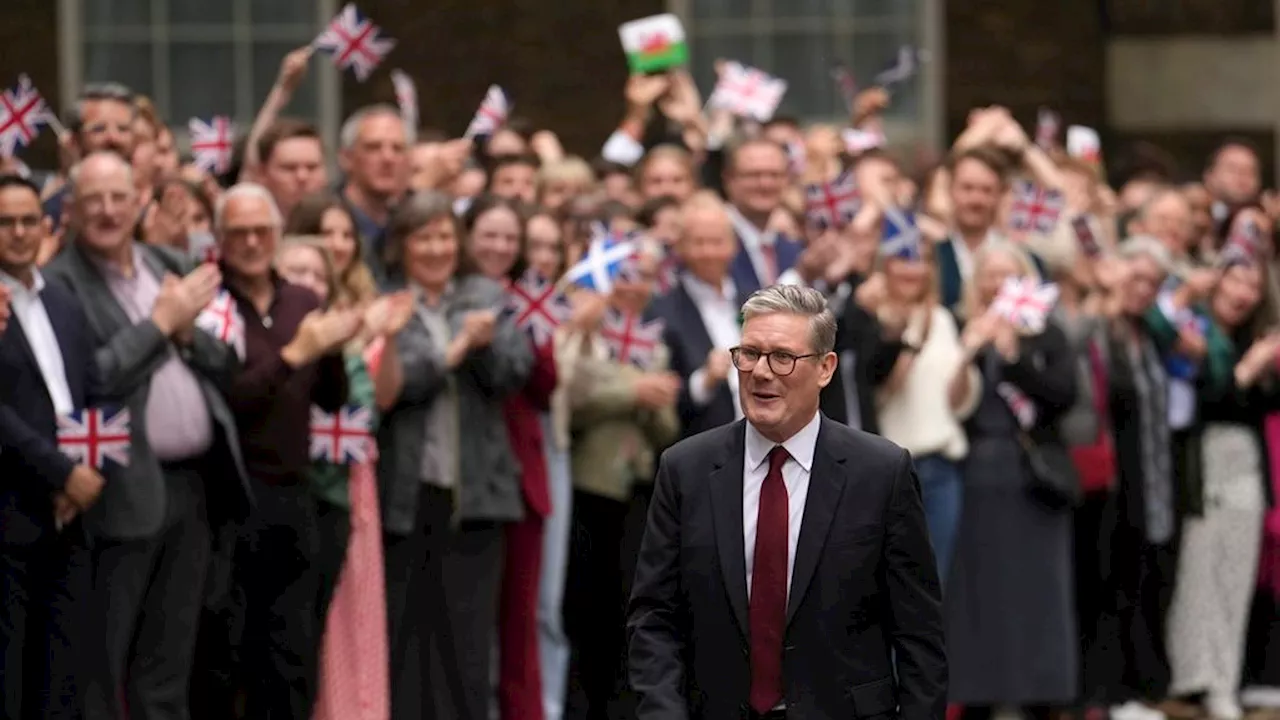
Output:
[692, 0, 753, 22]
[251, 0, 318, 25]
[252, 43, 319, 121]
[852, 0, 918, 21]
[169, 44, 236, 121]
[85, 0, 151, 27]
[84, 43, 154, 98]
[765, 0, 835, 20]
[167, 0, 233, 24]
[771, 32, 836, 119]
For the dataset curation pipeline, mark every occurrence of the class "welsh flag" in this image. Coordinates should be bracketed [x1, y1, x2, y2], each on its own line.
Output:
[618, 14, 688, 73]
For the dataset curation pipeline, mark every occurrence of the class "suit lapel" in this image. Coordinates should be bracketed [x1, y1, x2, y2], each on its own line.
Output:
[68, 244, 132, 338]
[787, 417, 850, 624]
[708, 420, 749, 637]
[673, 283, 714, 361]
[39, 287, 84, 405]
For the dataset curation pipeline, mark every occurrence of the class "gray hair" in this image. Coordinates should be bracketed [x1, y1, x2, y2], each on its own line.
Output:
[69, 150, 134, 189]
[66, 82, 138, 132]
[740, 285, 837, 355]
[1117, 234, 1173, 274]
[214, 183, 284, 232]
[339, 104, 403, 150]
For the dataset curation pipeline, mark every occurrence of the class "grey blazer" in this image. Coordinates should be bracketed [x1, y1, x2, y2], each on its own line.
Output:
[377, 274, 533, 535]
[43, 242, 251, 540]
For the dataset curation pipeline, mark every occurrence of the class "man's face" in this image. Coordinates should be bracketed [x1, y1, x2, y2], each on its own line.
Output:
[678, 209, 736, 286]
[490, 163, 537, 204]
[1205, 145, 1261, 207]
[737, 312, 835, 441]
[409, 142, 441, 190]
[218, 194, 280, 281]
[1182, 184, 1213, 240]
[949, 157, 1001, 234]
[73, 156, 139, 254]
[76, 98, 135, 159]
[341, 112, 408, 200]
[263, 136, 327, 216]
[0, 185, 46, 272]
[725, 143, 788, 217]
[1139, 192, 1193, 255]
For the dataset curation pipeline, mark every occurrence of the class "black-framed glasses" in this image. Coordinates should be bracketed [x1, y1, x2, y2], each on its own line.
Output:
[729, 346, 820, 377]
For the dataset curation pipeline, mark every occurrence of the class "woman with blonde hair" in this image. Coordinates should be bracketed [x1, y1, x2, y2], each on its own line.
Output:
[536, 156, 596, 212]
[286, 192, 379, 308]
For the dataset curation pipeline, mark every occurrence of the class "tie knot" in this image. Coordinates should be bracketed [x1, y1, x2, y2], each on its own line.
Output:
[767, 445, 790, 474]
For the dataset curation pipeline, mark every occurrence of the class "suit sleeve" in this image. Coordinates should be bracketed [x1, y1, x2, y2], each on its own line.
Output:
[0, 404, 75, 493]
[626, 451, 691, 720]
[884, 449, 948, 720]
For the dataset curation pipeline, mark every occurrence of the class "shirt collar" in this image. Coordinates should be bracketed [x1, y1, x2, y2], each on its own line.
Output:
[0, 267, 45, 296]
[744, 410, 822, 475]
[682, 272, 735, 305]
[88, 242, 145, 281]
[411, 279, 456, 310]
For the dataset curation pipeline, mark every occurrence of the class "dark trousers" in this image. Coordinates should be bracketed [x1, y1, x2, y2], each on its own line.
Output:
[384, 486, 506, 720]
[83, 461, 212, 720]
[313, 498, 351, 634]
[565, 489, 632, 720]
[0, 497, 91, 720]
[237, 481, 322, 720]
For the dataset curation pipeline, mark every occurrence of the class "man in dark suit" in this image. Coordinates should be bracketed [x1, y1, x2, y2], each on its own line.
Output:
[627, 284, 946, 720]
[0, 174, 104, 719]
[648, 193, 750, 440]
[43, 152, 252, 720]
[722, 139, 803, 295]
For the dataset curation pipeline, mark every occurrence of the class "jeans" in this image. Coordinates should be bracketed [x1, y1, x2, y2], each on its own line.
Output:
[914, 454, 963, 588]
[538, 414, 573, 720]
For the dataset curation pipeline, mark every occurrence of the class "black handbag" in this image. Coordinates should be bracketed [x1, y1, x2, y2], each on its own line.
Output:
[1018, 432, 1082, 509]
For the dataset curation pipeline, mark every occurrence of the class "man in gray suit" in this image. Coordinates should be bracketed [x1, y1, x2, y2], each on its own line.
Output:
[43, 151, 252, 720]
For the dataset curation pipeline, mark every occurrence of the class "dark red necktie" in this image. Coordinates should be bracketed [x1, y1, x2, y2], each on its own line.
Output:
[760, 242, 778, 285]
[749, 445, 790, 713]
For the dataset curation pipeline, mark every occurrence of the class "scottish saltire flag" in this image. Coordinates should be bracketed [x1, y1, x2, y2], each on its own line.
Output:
[464, 85, 511, 139]
[195, 289, 245, 361]
[707, 61, 787, 123]
[314, 4, 395, 82]
[602, 309, 664, 369]
[880, 206, 922, 262]
[992, 276, 1059, 334]
[310, 405, 374, 464]
[564, 224, 638, 294]
[0, 75, 55, 156]
[188, 116, 234, 174]
[874, 46, 927, 89]
[803, 169, 860, 230]
[1009, 179, 1065, 235]
[57, 407, 131, 469]
[505, 269, 571, 347]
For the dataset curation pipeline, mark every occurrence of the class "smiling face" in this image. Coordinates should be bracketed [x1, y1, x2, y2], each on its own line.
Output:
[1212, 262, 1264, 330]
[737, 311, 836, 443]
[468, 204, 522, 280]
[73, 153, 140, 255]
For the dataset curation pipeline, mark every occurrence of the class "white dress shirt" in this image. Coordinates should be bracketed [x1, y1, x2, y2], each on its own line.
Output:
[728, 204, 781, 287]
[1, 270, 73, 416]
[684, 274, 743, 418]
[743, 411, 821, 598]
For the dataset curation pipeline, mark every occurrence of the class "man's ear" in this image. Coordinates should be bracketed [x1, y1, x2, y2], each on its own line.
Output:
[816, 350, 837, 389]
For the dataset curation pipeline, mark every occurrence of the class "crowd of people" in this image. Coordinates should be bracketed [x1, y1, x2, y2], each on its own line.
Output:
[3, 39, 1280, 720]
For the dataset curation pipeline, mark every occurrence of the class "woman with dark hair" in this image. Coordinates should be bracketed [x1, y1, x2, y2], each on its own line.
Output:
[287, 192, 379, 308]
[376, 190, 532, 720]
[460, 195, 558, 720]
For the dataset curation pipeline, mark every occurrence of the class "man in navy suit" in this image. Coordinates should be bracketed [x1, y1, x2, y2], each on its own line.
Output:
[722, 139, 803, 295]
[0, 174, 105, 719]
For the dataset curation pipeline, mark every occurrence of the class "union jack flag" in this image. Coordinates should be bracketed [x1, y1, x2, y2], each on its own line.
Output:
[996, 382, 1036, 430]
[464, 85, 511, 139]
[1225, 216, 1264, 259]
[602, 308, 664, 369]
[314, 4, 396, 82]
[881, 207, 922, 262]
[0, 75, 55, 157]
[390, 69, 417, 138]
[1035, 108, 1060, 150]
[708, 61, 787, 123]
[310, 404, 374, 465]
[803, 169, 861, 230]
[564, 224, 639, 294]
[829, 61, 857, 113]
[873, 46, 927, 90]
[842, 127, 885, 155]
[57, 407, 131, 469]
[991, 276, 1059, 334]
[1009, 179, 1065, 235]
[188, 116, 234, 175]
[195, 289, 245, 360]
[505, 269, 571, 347]
[1071, 214, 1102, 258]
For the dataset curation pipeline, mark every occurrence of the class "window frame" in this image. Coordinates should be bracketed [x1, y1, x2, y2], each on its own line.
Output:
[57, 0, 341, 154]
[666, 0, 945, 150]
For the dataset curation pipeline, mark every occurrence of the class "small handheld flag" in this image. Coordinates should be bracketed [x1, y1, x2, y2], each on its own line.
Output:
[390, 69, 418, 142]
[188, 117, 234, 175]
[57, 407, 131, 469]
[314, 4, 395, 82]
[618, 14, 689, 74]
[602, 309, 664, 369]
[464, 85, 511, 140]
[1067, 125, 1101, 165]
[195, 289, 245, 361]
[991, 276, 1059, 334]
[505, 269, 572, 348]
[803, 169, 861, 231]
[873, 46, 927, 90]
[1035, 108, 1060, 150]
[842, 128, 885, 155]
[881, 207, 922, 262]
[707, 61, 787, 123]
[829, 62, 857, 114]
[0, 75, 56, 157]
[310, 405, 373, 465]
[1071, 214, 1103, 258]
[563, 224, 639, 294]
[1009, 179, 1065, 235]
